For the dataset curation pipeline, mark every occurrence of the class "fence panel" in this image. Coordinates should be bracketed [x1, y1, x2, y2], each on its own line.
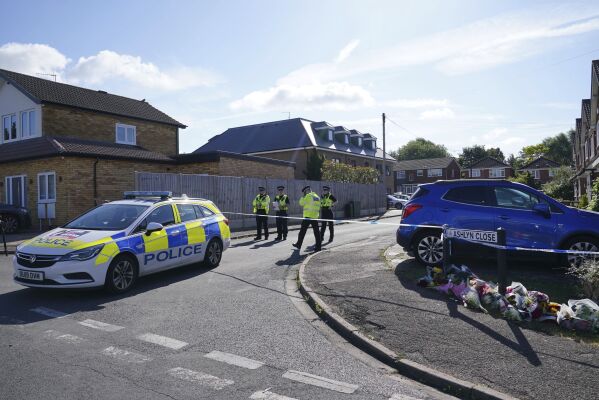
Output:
[135, 172, 387, 230]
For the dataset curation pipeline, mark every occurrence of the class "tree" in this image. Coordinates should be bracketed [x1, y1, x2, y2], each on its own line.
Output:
[541, 166, 574, 201]
[458, 145, 505, 168]
[517, 132, 573, 166]
[305, 150, 324, 180]
[321, 160, 378, 184]
[588, 178, 599, 212]
[520, 143, 549, 164]
[508, 171, 539, 189]
[392, 138, 450, 161]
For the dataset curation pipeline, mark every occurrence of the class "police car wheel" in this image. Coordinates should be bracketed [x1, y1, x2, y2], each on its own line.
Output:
[105, 255, 138, 293]
[204, 239, 223, 268]
[413, 231, 443, 266]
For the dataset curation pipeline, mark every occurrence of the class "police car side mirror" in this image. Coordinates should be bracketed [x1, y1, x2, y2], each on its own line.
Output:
[145, 222, 164, 235]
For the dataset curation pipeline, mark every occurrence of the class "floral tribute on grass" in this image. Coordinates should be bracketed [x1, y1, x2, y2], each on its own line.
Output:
[417, 265, 599, 333]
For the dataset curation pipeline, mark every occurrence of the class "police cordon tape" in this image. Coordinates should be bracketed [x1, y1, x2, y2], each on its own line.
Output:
[223, 211, 599, 256]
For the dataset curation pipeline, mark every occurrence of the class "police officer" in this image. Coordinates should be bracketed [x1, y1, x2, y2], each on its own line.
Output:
[320, 185, 337, 243]
[252, 186, 270, 240]
[292, 185, 322, 252]
[274, 185, 290, 241]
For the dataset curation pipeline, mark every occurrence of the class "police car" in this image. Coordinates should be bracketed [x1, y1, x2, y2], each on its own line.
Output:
[14, 191, 231, 293]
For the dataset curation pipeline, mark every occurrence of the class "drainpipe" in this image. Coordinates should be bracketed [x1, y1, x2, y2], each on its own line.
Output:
[93, 158, 99, 206]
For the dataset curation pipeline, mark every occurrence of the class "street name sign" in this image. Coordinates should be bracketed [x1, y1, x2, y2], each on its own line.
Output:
[444, 228, 497, 244]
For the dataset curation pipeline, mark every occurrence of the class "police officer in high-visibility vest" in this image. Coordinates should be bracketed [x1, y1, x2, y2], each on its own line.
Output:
[274, 185, 290, 241]
[252, 186, 270, 240]
[292, 185, 322, 252]
[319, 185, 337, 243]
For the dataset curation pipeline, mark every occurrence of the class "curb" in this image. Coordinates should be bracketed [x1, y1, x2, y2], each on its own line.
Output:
[297, 251, 518, 400]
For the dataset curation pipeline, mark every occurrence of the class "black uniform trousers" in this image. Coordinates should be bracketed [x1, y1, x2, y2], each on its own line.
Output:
[276, 210, 288, 238]
[320, 207, 334, 242]
[296, 218, 321, 250]
[255, 209, 268, 238]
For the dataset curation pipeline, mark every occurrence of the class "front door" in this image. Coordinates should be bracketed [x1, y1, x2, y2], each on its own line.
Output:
[5, 175, 26, 207]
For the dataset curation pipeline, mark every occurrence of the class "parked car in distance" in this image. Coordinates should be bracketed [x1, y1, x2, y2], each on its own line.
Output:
[393, 193, 411, 201]
[0, 203, 31, 233]
[387, 194, 407, 210]
[396, 179, 599, 268]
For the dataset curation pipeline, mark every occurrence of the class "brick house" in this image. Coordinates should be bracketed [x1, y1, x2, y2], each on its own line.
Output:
[194, 118, 398, 193]
[572, 59, 599, 201]
[394, 157, 461, 194]
[518, 156, 561, 184]
[461, 157, 514, 179]
[0, 69, 294, 227]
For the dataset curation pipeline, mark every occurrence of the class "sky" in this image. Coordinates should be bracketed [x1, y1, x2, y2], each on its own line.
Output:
[1, 0, 598, 157]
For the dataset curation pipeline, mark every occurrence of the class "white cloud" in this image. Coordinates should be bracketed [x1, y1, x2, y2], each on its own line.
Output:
[335, 39, 360, 63]
[419, 108, 455, 119]
[0, 42, 69, 77]
[230, 81, 374, 111]
[67, 50, 222, 91]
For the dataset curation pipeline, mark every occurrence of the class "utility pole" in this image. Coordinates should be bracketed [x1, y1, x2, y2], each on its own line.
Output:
[382, 112, 386, 193]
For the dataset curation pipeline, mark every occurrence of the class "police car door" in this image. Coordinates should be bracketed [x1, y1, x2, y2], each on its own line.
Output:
[175, 203, 207, 266]
[137, 204, 180, 274]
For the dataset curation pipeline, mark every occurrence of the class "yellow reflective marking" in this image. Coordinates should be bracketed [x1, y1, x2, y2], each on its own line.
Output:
[185, 221, 206, 245]
[201, 202, 220, 214]
[143, 230, 169, 252]
[172, 204, 181, 223]
[218, 220, 230, 239]
[95, 242, 120, 266]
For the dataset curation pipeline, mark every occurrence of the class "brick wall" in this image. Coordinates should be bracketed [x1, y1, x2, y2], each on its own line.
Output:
[42, 104, 179, 155]
[218, 156, 295, 179]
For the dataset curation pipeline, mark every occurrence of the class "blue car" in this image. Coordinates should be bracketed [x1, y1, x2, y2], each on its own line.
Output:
[396, 179, 599, 268]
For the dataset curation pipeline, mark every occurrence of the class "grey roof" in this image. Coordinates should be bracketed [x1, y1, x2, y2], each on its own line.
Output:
[194, 117, 392, 161]
[0, 136, 173, 164]
[582, 99, 591, 125]
[0, 69, 185, 128]
[311, 121, 333, 130]
[176, 150, 295, 167]
[395, 157, 456, 170]
[519, 156, 560, 170]
[469, 156, 511, 169]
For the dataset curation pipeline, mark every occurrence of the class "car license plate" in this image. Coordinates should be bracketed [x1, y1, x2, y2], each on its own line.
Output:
[18, 270, 44, 281]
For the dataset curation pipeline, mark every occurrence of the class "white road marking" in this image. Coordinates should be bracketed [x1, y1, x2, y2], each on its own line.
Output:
[101, 346, 152, 363]
[30, 307, 67, 318]
[44, 330, 84, 344]
[204, 350, 264, 370]
[79, 319, 124, 332]
[389, 395, 424, 400]
[137, 333, 188, 350]
[282, 370, 358, 394]
[250, 389, 298, 400]
[167, 367, 234, 390]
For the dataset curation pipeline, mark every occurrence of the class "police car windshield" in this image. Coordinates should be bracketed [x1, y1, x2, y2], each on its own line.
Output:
[64, 204, 149, 230]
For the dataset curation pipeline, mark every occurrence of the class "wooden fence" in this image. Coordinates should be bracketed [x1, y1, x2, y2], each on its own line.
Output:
[135, 172, 387, 230]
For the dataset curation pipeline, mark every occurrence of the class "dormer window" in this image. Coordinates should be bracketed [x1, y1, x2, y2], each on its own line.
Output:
[343, 134, 349, 144]
[327, 129, 333, 141]
[357, 137, 362, 147]
[116, 123, 136, 145]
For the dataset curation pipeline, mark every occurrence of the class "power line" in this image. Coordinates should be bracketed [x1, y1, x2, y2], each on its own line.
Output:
[385, 115, 414, 135]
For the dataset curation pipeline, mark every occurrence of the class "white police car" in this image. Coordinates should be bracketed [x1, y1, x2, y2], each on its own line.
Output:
[14, 192, 231, 293]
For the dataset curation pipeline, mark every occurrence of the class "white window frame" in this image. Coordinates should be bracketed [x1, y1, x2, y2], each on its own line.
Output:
[471, 169, 481, 178]
[116, 123, 136, 145]
[5, 175, 26, 207]
[2, 113, 18, 143]
[20, 109, 37, 139]
[549, 168, 555, 177]
[489, 168, 506, 178]
[397, 170, 406, 179]
[428, 168, 442, 177]
[533, 169, 541, 180]
[37, 172, 56, 203]
[343, 134, 349, 145]
[327, 129, 333, 141]
[356, 137, 363, 147]
[416, 169, 423, 177]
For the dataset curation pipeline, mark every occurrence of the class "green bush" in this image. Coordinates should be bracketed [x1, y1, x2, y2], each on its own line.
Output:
[587, 178, 599, 212]
[568, 260, 599, 301]
[321, 160, 379, 184]
[579, 195, 589, 209]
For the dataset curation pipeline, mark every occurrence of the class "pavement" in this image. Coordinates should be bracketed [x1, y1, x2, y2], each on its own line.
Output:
[0, 209, 403, 254]
[300, 234, 599, 400]
[0, 213, 455, 400]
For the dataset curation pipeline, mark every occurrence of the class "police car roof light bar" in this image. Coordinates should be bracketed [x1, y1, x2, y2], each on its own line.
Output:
[123, 191, 173, 201]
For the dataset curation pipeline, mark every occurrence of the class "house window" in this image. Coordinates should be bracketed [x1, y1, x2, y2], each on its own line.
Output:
[343, 134, 349, 145]
[471, 169, 481, 177]
[20, 110, 37, 138]
[408, 174, 414, 182]
[534, 170, 541, 180]
[397, 170, 406, 179]
[417, 169, 423, 176]
[489, 168, 506, 178]
[2, 114, 17, 142]
[356, 137, 363, 147]
[116, 123, 136, 145]
[549, 169, 555, 177]
[5, 175, 26, 207]
[331, 158, 341, 163]
[38, 172, 56, 202]
[428, 168, 442, 177]
[386, 166, 390, 176]
[327, 129, 333, 141]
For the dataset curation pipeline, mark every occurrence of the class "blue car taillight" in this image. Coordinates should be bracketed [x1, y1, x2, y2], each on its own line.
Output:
[402, 203, 422, 219]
